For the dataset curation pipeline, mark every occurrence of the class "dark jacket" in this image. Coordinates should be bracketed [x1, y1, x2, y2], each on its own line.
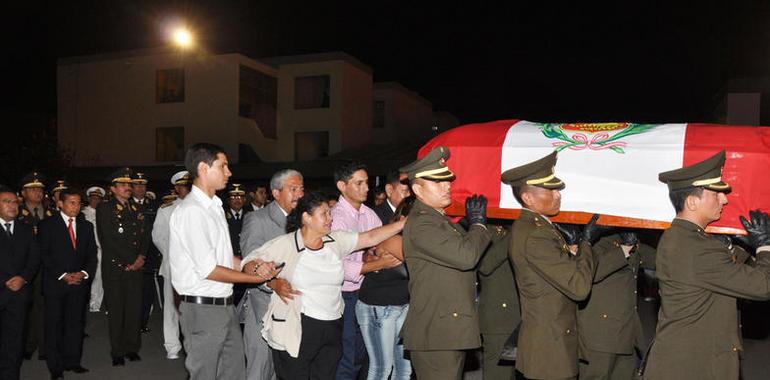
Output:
[0, 221, 39, 290]
[96, 198, 148, 281]
[38, 215, 98, 293]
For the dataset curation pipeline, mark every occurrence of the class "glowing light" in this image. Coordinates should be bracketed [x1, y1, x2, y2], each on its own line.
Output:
[172, 28, 193, 48]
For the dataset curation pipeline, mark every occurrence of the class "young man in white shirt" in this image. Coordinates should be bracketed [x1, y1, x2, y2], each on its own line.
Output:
[168, 143, 281, 379]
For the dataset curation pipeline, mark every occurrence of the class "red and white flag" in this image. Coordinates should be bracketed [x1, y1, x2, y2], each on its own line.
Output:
[419, 119, 770, 232]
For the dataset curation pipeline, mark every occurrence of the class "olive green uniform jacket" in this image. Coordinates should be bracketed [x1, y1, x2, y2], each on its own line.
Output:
[400, 199, 491, 351]
[96, 198, 149, 281]
[579, 234, 656, 355]
[645, 218, 770, 380]
[510, 209, 595, 379]
[478, 227, 521, 336]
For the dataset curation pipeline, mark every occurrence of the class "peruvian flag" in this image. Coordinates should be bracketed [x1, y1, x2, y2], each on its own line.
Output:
[419, 119, 770, 233]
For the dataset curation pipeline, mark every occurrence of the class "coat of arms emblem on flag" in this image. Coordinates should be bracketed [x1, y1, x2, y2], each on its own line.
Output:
[540, 122, 660, 153]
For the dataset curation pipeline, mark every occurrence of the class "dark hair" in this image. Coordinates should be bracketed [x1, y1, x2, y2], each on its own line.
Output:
[334, 161, 367, 184]
[669, 186, 704, 213]
[185, 143, 226, 180]
[384, 170, 402, 186]
[392, 195, 417, 223]
[58, 187, 81, 202]
[511, 186, 526, 207]
[286, 191, 328, 233]
[0, 185, 15, 196]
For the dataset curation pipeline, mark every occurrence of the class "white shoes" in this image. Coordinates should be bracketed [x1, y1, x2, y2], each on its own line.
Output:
[166, 352, 181, 360]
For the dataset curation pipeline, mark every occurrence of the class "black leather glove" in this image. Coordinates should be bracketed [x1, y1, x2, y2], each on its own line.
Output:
[712, 234, 733, 250]
[456, 217, 469, 231]
[582, 214, 611, 243]
[738, 209, 770, 250]
[465, 194, 488, 226]
[555, 223, 582, 245]
[619, 231, 638, 247]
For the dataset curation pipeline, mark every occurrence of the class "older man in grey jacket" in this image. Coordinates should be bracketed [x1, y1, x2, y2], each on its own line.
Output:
[239, 169, 304, 380]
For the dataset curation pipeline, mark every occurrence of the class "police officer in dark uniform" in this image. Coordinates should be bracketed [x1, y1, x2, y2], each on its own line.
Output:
[96, 168, 149, 366]
[132, 172, 161, 335]
[17, 172, 54, 360]
[224, 183, 249, 258]
[399, 146, 492, 380]
[224, 183, 250, 305]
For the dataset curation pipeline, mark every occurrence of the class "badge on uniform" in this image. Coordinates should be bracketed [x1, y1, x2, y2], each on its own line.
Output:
[116, 204, 123, 211]
[118, 227, 124, 234]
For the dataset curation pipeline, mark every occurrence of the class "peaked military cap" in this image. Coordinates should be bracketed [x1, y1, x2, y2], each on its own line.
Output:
[171, 171, 190, 185]
[87, 186, 105, 197]
[228, 183, 246, 196]
[108, 167, 134, 184]
[51, 180, 69, 193]
[500, 151, 565, 190]
[658, 150, 730, 192]
[132, 172, 148, 185]
[400, 146, 456, 181]
[162, 191, 178, 203]
[20, 172, 46, 189]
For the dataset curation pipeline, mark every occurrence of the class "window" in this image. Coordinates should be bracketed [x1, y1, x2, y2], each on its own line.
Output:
[294, 75, 330, 109]
[239, 65, 278, 138]
[156, 68, 185, 103]
[156, 127, 184, 162]
[294, 132, 329, 161]
[373, 100, 386, 128]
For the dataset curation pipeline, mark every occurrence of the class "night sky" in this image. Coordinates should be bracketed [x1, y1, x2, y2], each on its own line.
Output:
[4, 1, 770, 124]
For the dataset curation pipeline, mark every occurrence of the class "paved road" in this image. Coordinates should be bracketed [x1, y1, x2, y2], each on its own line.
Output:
[20, 298, 770, 379]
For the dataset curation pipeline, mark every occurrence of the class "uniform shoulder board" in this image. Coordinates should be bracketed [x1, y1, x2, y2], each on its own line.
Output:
[160, 202, 173, 209]
[21, 209, 29, 216]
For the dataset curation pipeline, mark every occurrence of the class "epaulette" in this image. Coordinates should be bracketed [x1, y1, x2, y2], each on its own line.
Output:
[160, 202, 173, 209]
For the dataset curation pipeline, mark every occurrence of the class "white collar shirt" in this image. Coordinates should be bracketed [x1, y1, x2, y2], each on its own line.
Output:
[1, 219, 14, 234]
[60, 212, 76, 238]
[168, 185, 234, 297]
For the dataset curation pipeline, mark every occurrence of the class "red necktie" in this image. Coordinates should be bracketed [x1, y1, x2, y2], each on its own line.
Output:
[67, 218, 76, 250]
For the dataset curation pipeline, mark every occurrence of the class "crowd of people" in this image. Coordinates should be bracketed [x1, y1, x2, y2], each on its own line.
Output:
[0, 141, 769, 380]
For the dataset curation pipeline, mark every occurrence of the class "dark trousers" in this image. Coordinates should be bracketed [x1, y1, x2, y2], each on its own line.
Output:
[104, 274, 142, 357]
[273, 314, 343, 380]
[140, 270, 162, 328]
[23, 275, 44, 356]
[44, 285, 88, 374]
[0, 289, 29, 380]
[336, 291, 366, 380]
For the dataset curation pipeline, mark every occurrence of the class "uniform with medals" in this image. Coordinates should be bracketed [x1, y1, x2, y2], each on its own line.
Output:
[95, 168, 149, 365]
[17, 172, 55, 360]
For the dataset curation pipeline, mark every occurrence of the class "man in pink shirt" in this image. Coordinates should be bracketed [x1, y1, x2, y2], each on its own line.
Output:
[331, 162, 401, 380]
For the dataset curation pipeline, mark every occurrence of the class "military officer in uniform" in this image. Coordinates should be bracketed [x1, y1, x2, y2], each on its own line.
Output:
[644, 151, 770, 380]
[224, 183, 249, 257]
[132, 172, 161, 335]
[399, 146, 492, 380]
[477, 225, 520, 380]
[96, 168, 149, 366]
[576, 231, 656, 379]
[50, 180, 69, 211]
[502, 151, 596, 380]
[17, 172, 53, 360]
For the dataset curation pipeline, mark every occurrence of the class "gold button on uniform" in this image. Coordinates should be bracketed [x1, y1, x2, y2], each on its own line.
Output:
[452, 312, 458, 318]
[502, 303, 507, 308]
[566, 329, 571, 334]
[602, 314, 608, 319]
[732, 347, 738, 352]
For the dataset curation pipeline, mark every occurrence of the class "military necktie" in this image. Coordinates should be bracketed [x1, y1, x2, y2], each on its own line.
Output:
[32, 207, 40, 221]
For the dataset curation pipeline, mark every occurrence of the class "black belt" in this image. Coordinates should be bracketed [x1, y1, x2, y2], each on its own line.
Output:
[180, 295, 234, 306]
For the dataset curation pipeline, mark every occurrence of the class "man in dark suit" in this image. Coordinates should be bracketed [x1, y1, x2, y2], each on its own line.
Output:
[0, 185, 40, 380]
[132, 173, 161, 335]
[39, 188, 98, 379]
[373, 170, 410, 225]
